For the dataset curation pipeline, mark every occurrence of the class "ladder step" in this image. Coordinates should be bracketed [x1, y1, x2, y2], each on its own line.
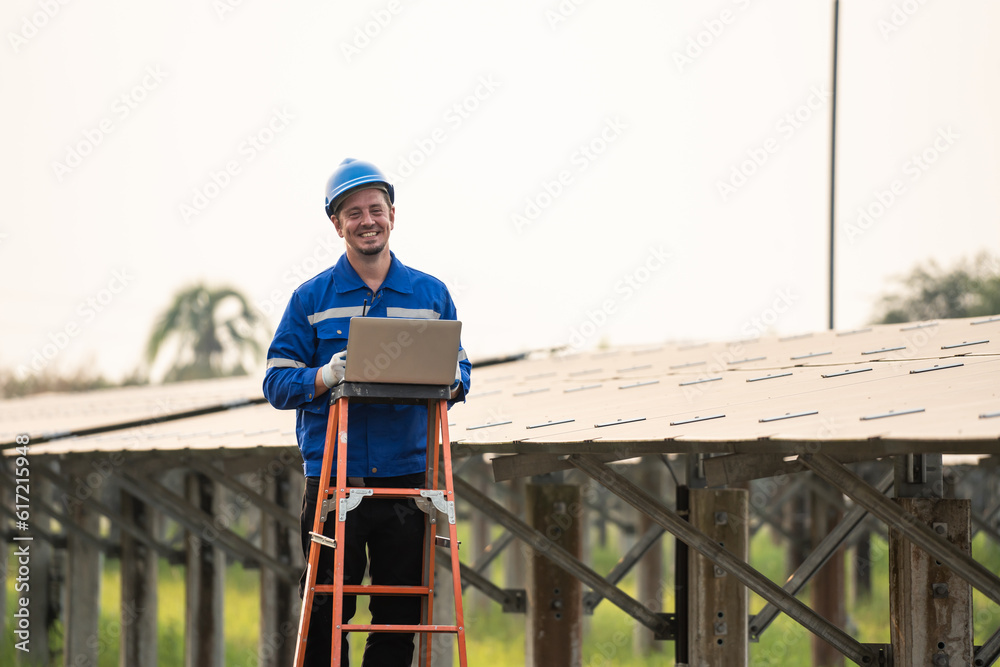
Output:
[320, 486, 436, 498]
[313, 584, 432, 596]
[341, 624, 463, 634]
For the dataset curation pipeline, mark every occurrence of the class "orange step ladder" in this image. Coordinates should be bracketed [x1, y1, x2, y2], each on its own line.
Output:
[293, 381, 468, 666]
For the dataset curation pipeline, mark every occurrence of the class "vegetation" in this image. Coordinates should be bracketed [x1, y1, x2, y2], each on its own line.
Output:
[874, 252, 1000, 324]
[0, 365, 123, 400]
[6, 527, 1000, 666]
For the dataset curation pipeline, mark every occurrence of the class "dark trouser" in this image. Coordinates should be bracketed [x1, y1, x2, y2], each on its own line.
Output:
[299, 473, 426, 667]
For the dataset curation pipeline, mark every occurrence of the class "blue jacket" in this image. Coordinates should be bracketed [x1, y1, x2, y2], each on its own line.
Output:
[263, 252, 471, 477]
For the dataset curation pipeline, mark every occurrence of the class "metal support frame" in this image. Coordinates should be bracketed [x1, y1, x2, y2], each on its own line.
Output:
[749, 469, 894, 641]
[973, 510, 1000, 545]
[113, 469, 300, 583]
[451, 474, 672, 636]
[465, 530, 515, 590]
[805, 472, 851, 513]
[31, 461, 181, 562]
[583, 523, 666, 614]
[974, 495, 1000, 535]
[749, 476, 807, 538]
[798, 452, 1000, 606]
[436, 555, 526, 612]
[568, 454, 879, 665]
[0, 500, 60, 547]
[0, 464, 112, 552]
[976, 628, 1000, 667]
[894, 453, 943, 499]
[687, 452, 709, 489]
[182, 456, 299, 531]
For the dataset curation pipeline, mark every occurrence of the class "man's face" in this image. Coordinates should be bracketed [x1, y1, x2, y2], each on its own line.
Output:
[332, 187, 394, 257]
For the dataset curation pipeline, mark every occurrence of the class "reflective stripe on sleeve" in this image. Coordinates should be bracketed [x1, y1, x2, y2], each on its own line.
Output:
[267, 358, 307, 369]
[308, 306, 365, 325]
[458, 349, 468, 362]
[386, 307, 441, 319]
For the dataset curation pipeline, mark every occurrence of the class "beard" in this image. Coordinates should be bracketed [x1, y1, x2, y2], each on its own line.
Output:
[358, 240, 387, 256]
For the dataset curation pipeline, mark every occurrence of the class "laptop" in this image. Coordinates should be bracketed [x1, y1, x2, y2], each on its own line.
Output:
[344, 317, 462, 385]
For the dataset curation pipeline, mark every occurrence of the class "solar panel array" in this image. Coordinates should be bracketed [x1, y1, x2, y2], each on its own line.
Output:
[7, 316, 999, 458]
[449, 316, 1000, 455]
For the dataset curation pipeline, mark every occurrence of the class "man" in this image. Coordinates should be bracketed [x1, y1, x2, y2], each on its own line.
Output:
[263, 158, 471, 666]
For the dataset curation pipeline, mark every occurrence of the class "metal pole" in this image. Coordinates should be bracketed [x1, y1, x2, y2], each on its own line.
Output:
[829, 0, 840, 330]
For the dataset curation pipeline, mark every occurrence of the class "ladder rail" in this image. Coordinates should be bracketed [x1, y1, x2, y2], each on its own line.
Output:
[294, 387, 468, 667]
[331, 395, 351, 665]
[293, 394, 342, 667]
[440, 400, 468, 663]
[421, 399, 440, 666]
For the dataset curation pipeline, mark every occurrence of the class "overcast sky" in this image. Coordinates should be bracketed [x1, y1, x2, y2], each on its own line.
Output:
[2, 0, 998, 382]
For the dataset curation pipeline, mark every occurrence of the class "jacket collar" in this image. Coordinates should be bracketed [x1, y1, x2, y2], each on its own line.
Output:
[331, 251, 413, 294]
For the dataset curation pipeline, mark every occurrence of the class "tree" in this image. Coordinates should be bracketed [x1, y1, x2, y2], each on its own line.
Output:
[873, 253, 1000, 324]
[146, 283, 265, 382]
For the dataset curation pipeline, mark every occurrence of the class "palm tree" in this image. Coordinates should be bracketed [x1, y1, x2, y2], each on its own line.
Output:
[146, 283, 265, 382]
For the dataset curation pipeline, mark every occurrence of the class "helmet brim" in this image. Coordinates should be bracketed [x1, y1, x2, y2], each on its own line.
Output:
[327, 183, 393, 218]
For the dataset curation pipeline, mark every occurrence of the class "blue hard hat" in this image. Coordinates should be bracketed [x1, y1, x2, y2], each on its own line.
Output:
[324, 158, 395, 217]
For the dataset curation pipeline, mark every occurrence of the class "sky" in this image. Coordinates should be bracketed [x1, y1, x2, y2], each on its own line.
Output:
[2, 0, 998, 382]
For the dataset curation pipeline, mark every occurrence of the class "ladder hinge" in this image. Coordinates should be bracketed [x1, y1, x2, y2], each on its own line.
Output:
[416, 490, 456, 524]
[338, 488, 373, 522]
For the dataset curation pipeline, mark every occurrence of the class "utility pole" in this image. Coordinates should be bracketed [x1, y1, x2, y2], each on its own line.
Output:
[829, 0, 840, 331]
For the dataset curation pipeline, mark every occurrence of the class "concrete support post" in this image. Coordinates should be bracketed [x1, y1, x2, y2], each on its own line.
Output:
[853, 464, 881, 602]
[259, 471, 295, 667]
[63, 473, 102, 667]
[1, 539, 7, 640]
[686, 488, 748, 667]
[505, 476, 527, 591]
[22, 474, 55, 666]
[633, 460, 664, 657]
[185, 473, 225, 667]
[811, 481, 845, 667]
[889, 498, 973, 667]
[526, 480, 583, 667]
[120, 490, 158, 667]
[471, 464, 492, 613]
[786, 490, 809, 572]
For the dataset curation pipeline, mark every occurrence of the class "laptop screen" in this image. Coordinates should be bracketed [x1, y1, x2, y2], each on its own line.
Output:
[344, 317, 462, 385]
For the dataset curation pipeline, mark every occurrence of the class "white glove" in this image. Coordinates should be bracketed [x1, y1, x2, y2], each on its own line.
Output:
[453, 361, 462, 388]
[321, 350, 347, 388]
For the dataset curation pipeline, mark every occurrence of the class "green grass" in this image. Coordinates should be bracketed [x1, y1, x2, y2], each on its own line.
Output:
[5, 525, 1000, 665]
